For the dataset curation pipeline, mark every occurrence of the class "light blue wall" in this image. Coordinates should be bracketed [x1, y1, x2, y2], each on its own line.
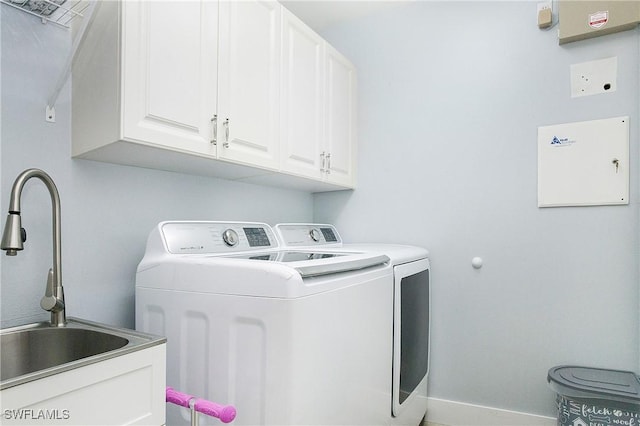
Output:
[0, 7, 313, 329]
[3, 1, 639, 419]
[315, 1, 640, 418]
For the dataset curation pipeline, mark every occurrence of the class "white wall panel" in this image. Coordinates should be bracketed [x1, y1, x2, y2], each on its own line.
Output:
[538, 116, 629, 207]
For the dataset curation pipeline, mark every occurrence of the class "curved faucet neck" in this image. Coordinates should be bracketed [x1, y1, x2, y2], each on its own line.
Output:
[7, 168, 65, 327]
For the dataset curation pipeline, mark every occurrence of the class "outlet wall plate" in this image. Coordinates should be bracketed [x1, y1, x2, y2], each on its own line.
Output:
[570, 57, 617, 98]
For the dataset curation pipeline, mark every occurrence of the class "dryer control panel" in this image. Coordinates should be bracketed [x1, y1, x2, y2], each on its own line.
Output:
[275, 224, 342, 248]
[159, 221, 278, 254]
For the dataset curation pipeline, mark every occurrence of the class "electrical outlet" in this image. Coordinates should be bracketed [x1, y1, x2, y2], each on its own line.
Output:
[45, 105, 56, 123]
[570, 57, 617, 98]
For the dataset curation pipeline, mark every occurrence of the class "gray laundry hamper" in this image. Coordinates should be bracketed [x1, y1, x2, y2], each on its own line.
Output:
[548, 366, 640, 426]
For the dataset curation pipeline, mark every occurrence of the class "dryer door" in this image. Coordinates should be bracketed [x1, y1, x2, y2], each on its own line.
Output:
[392, 258, 430, 417]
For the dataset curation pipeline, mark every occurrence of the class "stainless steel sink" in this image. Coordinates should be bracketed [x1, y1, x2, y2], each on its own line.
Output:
[1, 328, 128, 380]
[0, 317, 166, 390]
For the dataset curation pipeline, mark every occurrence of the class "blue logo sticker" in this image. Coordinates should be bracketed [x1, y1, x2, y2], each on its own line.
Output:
[550, 136, 575, 146]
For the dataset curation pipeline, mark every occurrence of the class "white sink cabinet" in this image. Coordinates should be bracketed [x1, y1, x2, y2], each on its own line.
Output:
[72, 0, 356, 192]
[0, 344, 166, 425]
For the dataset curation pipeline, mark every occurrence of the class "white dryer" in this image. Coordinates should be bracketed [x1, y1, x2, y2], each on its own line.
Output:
[275, 224, 431, 426]
[135, 221, 394, 425]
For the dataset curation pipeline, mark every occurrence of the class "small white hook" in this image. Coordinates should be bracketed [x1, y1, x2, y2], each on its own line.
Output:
[471, 257, 483, 269]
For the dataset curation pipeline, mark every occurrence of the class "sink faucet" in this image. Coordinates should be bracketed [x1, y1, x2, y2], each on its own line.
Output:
[1, 168, 66, 327]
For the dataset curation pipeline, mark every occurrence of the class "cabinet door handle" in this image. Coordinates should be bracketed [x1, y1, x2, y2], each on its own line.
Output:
[210, 115, 217, 145]
[320, 152, 326, 173]
[326, 153, 331, 175]
[223, 118, 230, 148]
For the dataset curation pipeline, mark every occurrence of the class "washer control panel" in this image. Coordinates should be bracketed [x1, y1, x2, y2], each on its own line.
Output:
[160, 222, 278, 254]
[274, 224, 342, 247]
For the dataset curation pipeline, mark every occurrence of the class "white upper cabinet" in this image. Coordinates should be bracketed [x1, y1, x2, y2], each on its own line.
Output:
[72, 0, 356, 191]
[73, 0, 218, 158]
[280, 9, 325, 180]
[72, 0, 222, 174]
[217, 0, 281, 170]
[325, 44, 357, 186]
[280, 8, 357, 187]
[121, 1, 219, 156]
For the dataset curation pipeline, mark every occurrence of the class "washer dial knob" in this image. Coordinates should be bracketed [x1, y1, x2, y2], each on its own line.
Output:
[309, 228, 321, 242]
[222, 229, 239, 247]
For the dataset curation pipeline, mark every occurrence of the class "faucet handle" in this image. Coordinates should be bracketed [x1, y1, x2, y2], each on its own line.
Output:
[41, 268, 64, 312]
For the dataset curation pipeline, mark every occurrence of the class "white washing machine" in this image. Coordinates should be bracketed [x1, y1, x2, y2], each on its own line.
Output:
[135, 221, 395, 425]
[275, 224, 431, 426]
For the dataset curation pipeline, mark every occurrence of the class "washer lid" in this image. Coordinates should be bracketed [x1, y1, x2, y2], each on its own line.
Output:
[224, 250, 390, 277]
[548, 365, 640, 405]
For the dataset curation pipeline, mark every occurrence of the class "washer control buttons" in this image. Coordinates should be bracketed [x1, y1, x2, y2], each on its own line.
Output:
[222, 229, 239, 247]
[320, 227, 338, 242]
[309, 228, 322, 242]
[244, 227, 271, 247]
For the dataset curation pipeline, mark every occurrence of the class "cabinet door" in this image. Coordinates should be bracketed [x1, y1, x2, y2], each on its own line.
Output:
[217, 0, 281, 170]
[325, 45, 357, 186]
[280, 8, 324, 180]
[121, 1, 218, 156]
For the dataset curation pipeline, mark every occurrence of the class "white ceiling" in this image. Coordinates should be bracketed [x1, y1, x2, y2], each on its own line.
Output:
[280, 1, 412, 32]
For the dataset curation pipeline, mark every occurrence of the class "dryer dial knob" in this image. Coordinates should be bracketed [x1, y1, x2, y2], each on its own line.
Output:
[309, 228, 321, 242]
[222, 229, 239, 247]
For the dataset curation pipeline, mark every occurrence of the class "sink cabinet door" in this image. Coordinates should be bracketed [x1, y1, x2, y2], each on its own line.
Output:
[0, 345, 166, 425]
[121, 1, 219, 156]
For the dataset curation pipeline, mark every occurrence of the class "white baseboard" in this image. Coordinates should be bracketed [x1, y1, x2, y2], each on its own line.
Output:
[424, 397, 556, 426]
